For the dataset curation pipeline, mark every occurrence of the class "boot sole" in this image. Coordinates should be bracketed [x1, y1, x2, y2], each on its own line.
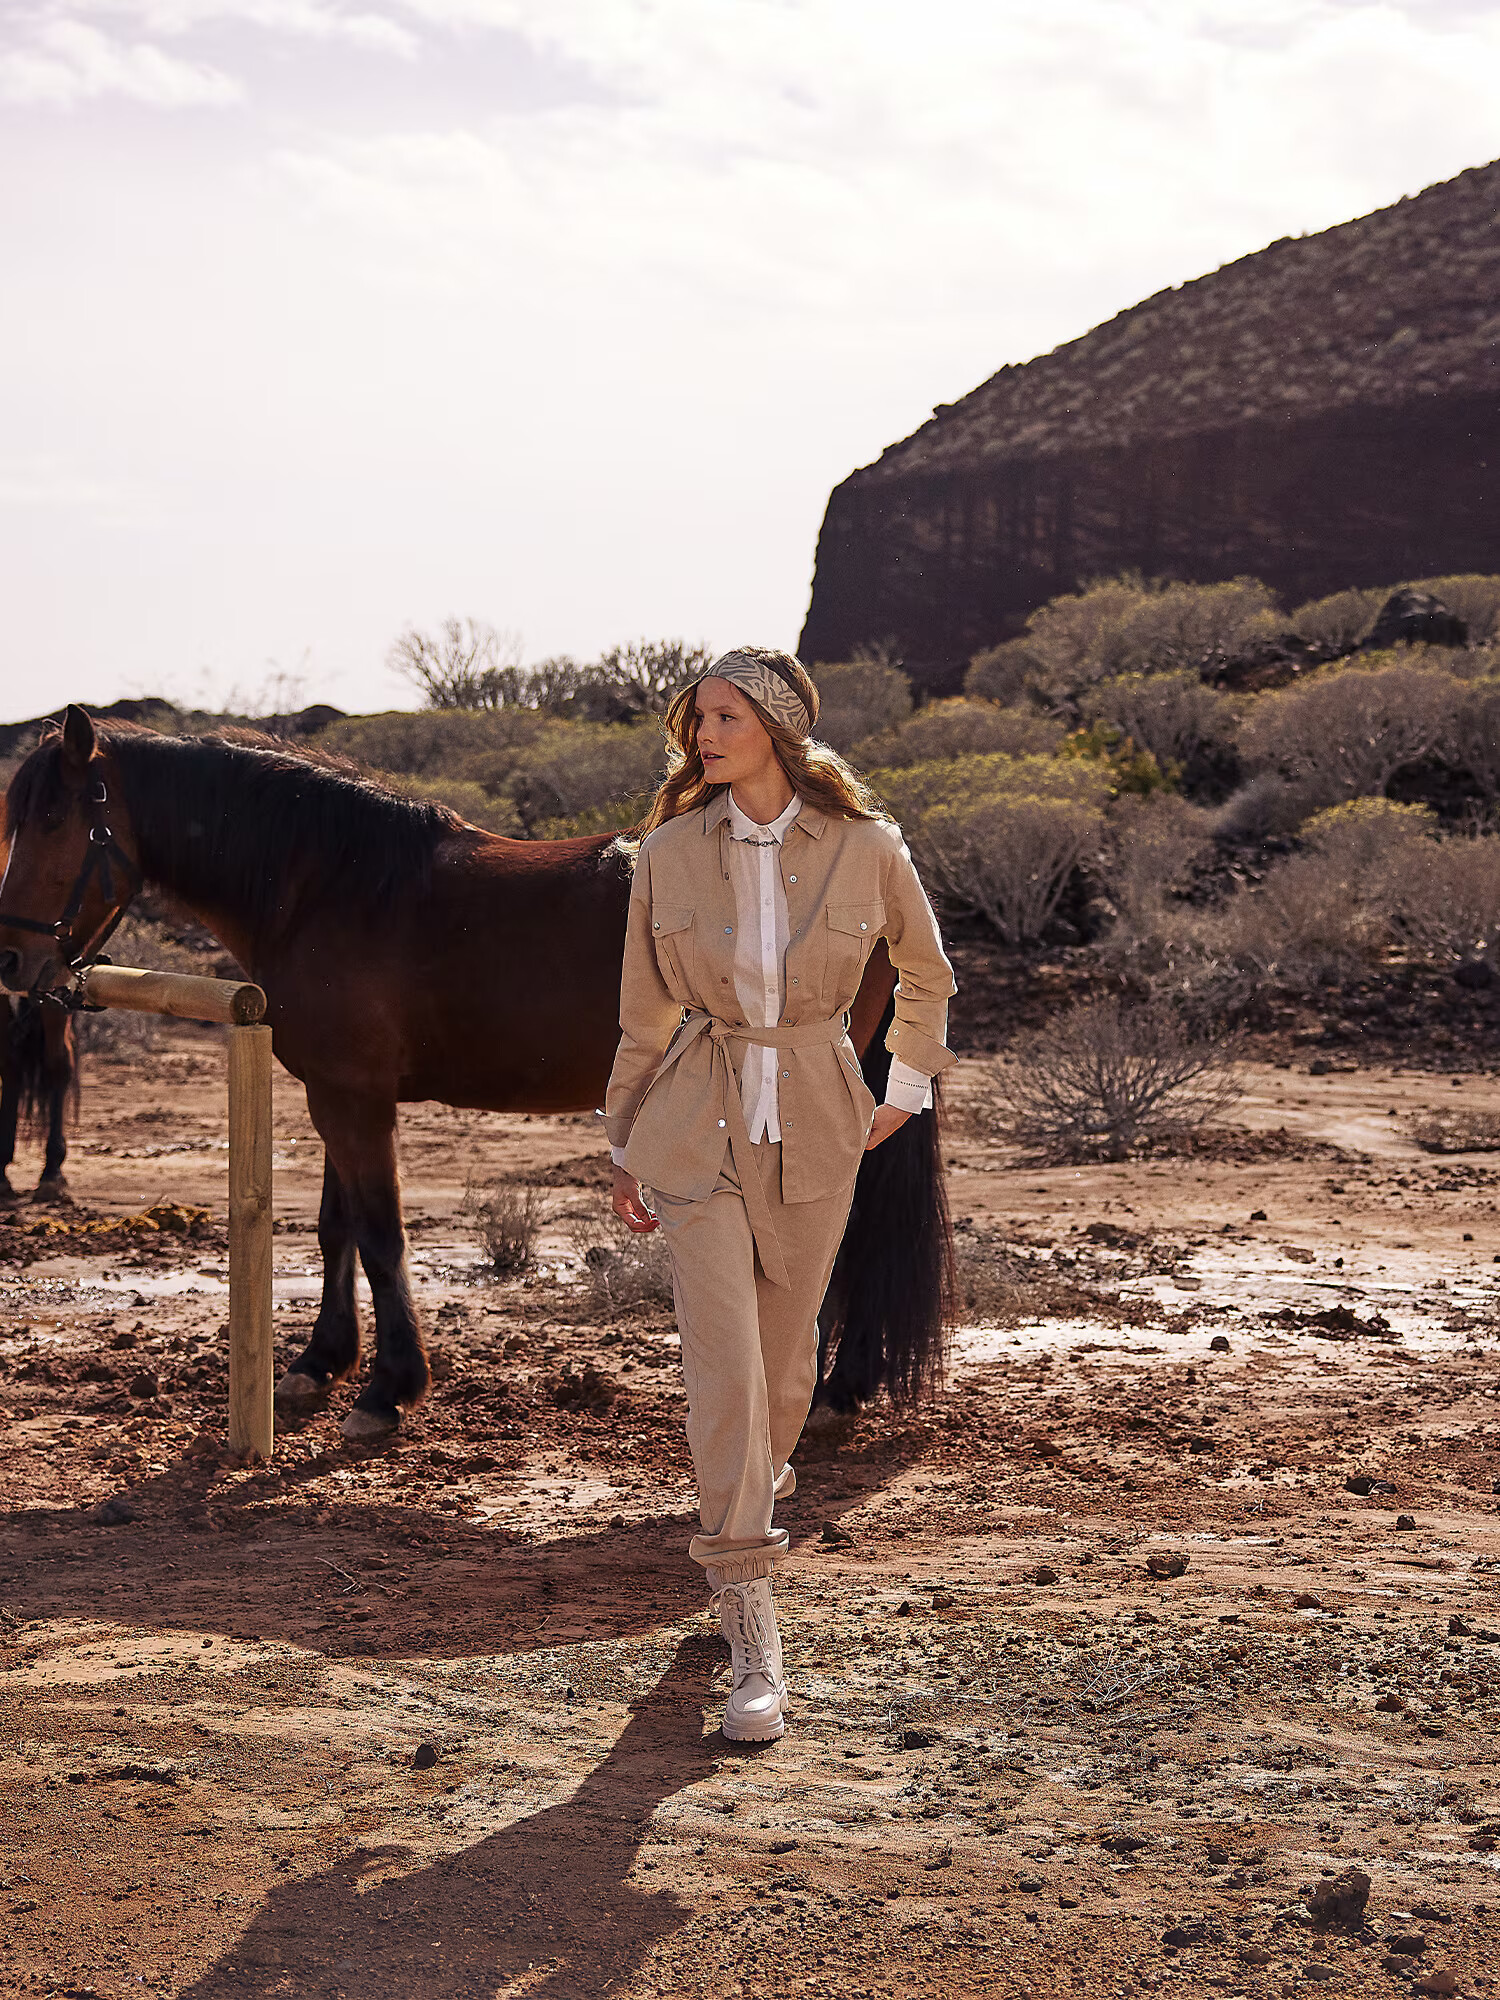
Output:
[722, 1711, 786, 1742]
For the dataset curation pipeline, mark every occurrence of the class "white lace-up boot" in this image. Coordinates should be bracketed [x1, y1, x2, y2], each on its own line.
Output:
[713, 1575, 787, 1742]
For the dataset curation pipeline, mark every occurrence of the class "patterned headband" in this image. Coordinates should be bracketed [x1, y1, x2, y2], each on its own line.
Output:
[700, 649, 813, 740]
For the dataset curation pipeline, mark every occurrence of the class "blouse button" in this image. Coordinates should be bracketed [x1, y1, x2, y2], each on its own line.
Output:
[724, 925, 733, 934]
[781, 1069, 790, 1079]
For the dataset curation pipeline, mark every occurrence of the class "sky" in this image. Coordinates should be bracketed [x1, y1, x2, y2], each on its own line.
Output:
[3, 1, 1499, 722]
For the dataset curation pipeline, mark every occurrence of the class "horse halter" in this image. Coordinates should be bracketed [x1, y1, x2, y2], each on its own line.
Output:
[0, 776, 143, 975]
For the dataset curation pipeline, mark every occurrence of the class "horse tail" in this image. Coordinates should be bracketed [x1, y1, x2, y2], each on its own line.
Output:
[818, 987, 955, 1410]
[12, 997, 78, 1131]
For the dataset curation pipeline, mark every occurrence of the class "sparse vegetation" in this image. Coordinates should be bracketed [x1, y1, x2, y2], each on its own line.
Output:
[462, 1179, 545, 1274]
[569, 1216, 675, 1314]
[974, 997, 1242, 1162]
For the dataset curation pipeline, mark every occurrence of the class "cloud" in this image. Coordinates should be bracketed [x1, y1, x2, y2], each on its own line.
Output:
[0, 16, 244, 106]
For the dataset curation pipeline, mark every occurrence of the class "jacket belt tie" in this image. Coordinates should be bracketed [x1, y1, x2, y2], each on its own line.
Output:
[649, 1008, 853, 1288]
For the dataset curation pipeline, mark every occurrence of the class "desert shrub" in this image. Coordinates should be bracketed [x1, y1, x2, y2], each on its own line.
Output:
[871, 751, 1109, 822]
[376, 771, 522, 835]
[1102, 578, 1279, 677]
[1236, 661, 1464, 812]
[462, 1180, 543, 1274]
[808, 659, 913, 755]
[320, 708, 548, 778]
[1299, 796, 1435, 874]
[1407, 574, 1500, 644]
[570, 1216, 675, 1314]
[387, 622, 709, 719]
[1101, 794, 1213, 940]
[1081, 671, 1235, 774]
[852, 698, 1062, 770]
[978, 996, 1241, 1162]
[1058, 722, 1173, 797]
[1391, 833, 1500, 966]
[503, 721, 666, 835]
[918, 795, 1103, 941]
[964, 638, 1038, 706]
[1288, 587, 1386, 652]
[1454, 679, 1500, 798]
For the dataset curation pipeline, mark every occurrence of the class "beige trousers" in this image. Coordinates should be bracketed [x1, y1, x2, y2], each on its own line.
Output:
[649, 1139, 858, 1584]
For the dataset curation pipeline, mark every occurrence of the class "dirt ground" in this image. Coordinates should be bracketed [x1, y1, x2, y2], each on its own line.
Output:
[2, 1026, 1499, 1999]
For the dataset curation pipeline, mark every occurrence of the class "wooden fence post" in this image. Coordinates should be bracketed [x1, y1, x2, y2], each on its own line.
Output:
[228, 1023, 274, 1460]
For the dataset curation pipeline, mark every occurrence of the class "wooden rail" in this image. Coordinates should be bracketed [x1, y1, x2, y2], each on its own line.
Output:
[82, 965, 275, 1460]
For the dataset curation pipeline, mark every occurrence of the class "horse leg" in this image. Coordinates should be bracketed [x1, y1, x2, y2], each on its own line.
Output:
[275, 1153, 361, 1405]
[0, 997, 18, 1204]
[305, 1081, 429, 1442]
[34, 1004, 75, 1202]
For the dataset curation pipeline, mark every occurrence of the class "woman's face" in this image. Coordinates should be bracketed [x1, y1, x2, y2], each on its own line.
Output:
[694, 677, 781, 789]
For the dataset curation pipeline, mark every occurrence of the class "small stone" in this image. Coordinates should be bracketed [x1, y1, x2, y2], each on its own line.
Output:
[1303, 1963, 1336, 1982]
[1292, 1591, 1323, 1611]
[899, 1726, 937, 1750]
[1209, 1334, 1231, 1352]
[1375, 1692, 1407, 1714]
[1345, 1473, 1398, 1496]
[1103, 1832, 1150, 1855]
[923, 1845, 952, 1871]
[820, 1521, 852, 1547]
[1387, 1933, 1427, 1957]
[1308, 1867, 1371, 1926]
[1415, 1974, 1460, 1998]
[1016, 1873, 1043, 1893]
[1032, 1564, 1059, 1587]
[89, 1495, 137, 1526]
[1239, 1946, 1274, 1967]
[411, 1743, 439, 1771]
[1205, 1841, 1231, 1867]
[769, 1838, 799, 1855]
[609, 1514, 625, 1530]
[1396, 1514, 1417, 1530]
[1146, 1551, 1189, 1579]
[127, 1370, 159, 1400]
[1448, 1615, 1474, 1637]
[931, 1587, 956, 1609]
[1250, 1209, 1268, 1222]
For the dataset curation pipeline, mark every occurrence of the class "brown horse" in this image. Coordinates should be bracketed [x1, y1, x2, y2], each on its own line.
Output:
[0, 993, 77, 1201]
[0, 707, 952, 1437]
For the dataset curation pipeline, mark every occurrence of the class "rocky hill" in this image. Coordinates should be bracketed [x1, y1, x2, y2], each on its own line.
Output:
[800, 158, 1500, 691]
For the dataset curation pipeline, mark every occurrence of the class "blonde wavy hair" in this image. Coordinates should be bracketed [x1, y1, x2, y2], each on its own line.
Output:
[627, 649, 884, 851]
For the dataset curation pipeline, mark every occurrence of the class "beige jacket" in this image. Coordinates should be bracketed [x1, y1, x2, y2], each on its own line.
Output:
[605, 793, 956, 1234]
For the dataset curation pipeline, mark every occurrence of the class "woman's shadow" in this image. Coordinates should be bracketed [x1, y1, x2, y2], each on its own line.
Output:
[181, 1631, 725, 2000]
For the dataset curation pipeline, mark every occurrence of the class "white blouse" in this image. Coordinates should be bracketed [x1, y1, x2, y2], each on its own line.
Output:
[611, 790, 931, 1169]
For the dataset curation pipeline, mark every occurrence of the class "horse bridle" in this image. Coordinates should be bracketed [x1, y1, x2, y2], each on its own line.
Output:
[0, 776, 143, 976]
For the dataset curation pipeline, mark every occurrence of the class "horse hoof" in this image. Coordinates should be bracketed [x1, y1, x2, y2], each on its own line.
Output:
[32, 1178, 72, 1206]
[274, 1370, 328, 1405]
[341, 1406, 399, 1443]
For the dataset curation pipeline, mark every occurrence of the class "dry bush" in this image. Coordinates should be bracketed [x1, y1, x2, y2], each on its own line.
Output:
[321, 707, 548, 779]
[1454, 678, 1500, 798]
[504, 721, 666, 835]
[1410, 1107, 1500, 1154]
[569, 1215, 675, 1315]
[1391, 834, 1500, 967]
[914, 795, 1104, 942]
[1288, 587, 1385, 651]
[1101, 794, 1214, 942]
[964, 638, 1037, 706]
[377, 771, 522, 835]
[1236, 661, 1463, 812]
[872, 751, 1109, 820]
[1408, 574, 1500, 644]
[1300, 796, 1435, 874]
[852, 698, 1062, 769]
[807, 659, 913, 755]
[1102, 578, 1279, 678]
[461, 1180, 543, 1274]
[1081, 671, 1234, 772]
[77, 913, 215, 1055]
[976, 997, 1242, 1162]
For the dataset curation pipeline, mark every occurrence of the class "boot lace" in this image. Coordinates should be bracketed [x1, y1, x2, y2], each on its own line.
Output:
[714, 1584, 774, 1680]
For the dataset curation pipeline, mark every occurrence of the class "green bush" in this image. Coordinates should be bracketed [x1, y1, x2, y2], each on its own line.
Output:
[852, 698, 1062, 770]
[1081, 671, 1234, 773]
[1287, 587, 1386, 651]
[320, 708, 547, 779]
[1407, 574, 1500, 644]
[376, 771, 522, 836]
[1236, 660, 1463, 811]
[1059, 722, 1173, 796]
[869, 751, 1110, 823]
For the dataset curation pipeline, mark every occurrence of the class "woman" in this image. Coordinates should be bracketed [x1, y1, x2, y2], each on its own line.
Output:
[605, 646, 955, 1741]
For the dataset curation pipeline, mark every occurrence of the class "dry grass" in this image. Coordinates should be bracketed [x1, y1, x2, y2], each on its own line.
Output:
[568, 1215, 675, 1315]
[462, 1180, 544, 1274]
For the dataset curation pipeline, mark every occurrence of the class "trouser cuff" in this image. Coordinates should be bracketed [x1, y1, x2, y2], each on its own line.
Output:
[704, 1553, 776, 1588]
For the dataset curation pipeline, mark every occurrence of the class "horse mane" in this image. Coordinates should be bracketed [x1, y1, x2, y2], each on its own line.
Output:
[7, 723, 466, 944]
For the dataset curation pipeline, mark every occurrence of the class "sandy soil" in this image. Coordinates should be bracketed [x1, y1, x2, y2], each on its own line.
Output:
[1, 1027, 1499, 1998]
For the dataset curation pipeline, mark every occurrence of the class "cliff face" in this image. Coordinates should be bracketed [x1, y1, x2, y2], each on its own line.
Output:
[800, 159, 1500, 691]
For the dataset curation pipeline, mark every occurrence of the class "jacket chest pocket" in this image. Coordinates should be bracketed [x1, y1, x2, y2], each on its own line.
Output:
[651, 905, 696, 991]
[823, 900, 884, 986]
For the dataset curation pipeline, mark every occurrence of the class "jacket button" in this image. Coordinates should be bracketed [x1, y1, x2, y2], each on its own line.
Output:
[788, 874, 797, 883]
[652, 920, 660, 931]
[781, 1070, 790, 1079]
[791, 977, 799, 985]
[860, 921, 868, 930]
[718, 1118, 726, 1128]
[724, 925, 733, 934]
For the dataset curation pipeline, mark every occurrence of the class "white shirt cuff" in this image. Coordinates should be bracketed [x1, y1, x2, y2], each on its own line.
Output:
[884, 1058, 933, 1115]
[609, 1145, 628, 1169]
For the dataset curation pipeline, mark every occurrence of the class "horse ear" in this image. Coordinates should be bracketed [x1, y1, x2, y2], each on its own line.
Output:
[60, 704, 97, 779]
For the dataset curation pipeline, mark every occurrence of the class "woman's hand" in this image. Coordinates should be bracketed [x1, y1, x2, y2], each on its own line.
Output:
[864, 1104, 912, 1151]
[611, 1164, 659, 1232]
